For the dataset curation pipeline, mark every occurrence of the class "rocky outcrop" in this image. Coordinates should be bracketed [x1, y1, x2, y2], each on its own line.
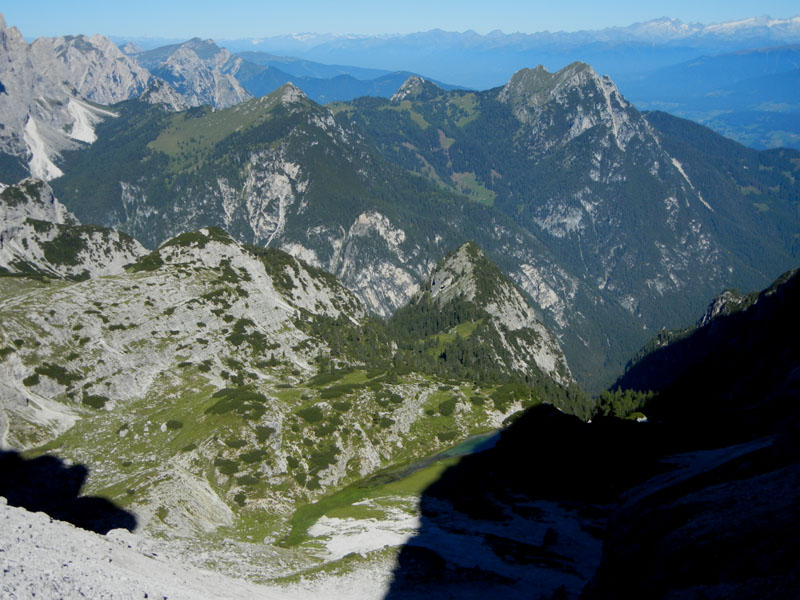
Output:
[406, 242, 575, 388]
[0, 178, 146, 278]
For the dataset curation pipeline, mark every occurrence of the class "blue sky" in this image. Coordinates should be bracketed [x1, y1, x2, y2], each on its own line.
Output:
[2, 0, 798, 40]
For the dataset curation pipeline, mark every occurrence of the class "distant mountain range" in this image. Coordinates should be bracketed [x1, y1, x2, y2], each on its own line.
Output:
[216, 16, 800, 88]
[107, 15, 800, 153]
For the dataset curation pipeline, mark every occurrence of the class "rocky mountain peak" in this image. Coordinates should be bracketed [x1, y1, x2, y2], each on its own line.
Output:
[499, 61, 644, 152]
[139, 37, 251, 108]
[0, 13, 26, 51]
[429, 242, 535, 330]
[139, 77, 190, 111]
[428, 242, 484, 301]
[697, 288, 749, 327]
[390, 75, 441, 102]
[421, 241, 574, 386]
[182, 37, 225, 61]
[28, 33, 151, 105]
[499, 62, 593, 106]
[277, 81, 308, 104]
[119, 41, 141, 56]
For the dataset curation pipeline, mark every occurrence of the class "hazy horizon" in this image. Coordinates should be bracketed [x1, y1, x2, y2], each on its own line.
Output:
[2, 1, 799, 41]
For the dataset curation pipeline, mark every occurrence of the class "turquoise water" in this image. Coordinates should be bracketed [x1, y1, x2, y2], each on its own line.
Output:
[364, 430, 501, 487]
[438, 431, 499, 458]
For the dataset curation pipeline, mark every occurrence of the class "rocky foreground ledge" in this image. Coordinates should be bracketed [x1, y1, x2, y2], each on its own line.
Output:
[0, 496, 391, 600]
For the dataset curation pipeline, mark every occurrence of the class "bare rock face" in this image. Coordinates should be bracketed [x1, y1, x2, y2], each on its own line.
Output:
[134, 37, 251, 109]
[27, 33, 151, 105]
[0, 14, 154, 181]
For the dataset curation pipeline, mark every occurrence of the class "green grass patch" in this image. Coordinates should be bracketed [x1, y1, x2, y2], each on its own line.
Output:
[451, 172, 495, 206]
[280, 455, 461, 547]
[204, 387, 268, 420]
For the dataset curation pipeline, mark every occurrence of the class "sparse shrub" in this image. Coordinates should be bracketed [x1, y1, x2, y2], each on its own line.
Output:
[437, 431, 458, 442]
[82, 394, 109, 409]
[502, 411, 525, 426]
[236, 475, 259, 486]
[308, 370, 351, 387]
[296, 406, 324, 423]
[286, 456, 300, 469]
[438, 397, 457, 417]
[308, 444, 339, 473]
[255, 426, 275, 443]
[214, 457, 238, 475]
[225, 438, 247, 448]
[181, 443, 197, 452]
[240, 449, 268, 464]
[491, 383, 529, 413]
[166, 420, 183, 430]
[234, 492, 247, 506]
[314, 422, 337, 436]
[319, 383, 360, 399]
[128, 252, 164, 272]
[333, 400, 351, 412]
[35, 362, 81, 386]
[22, 373, 40, 387]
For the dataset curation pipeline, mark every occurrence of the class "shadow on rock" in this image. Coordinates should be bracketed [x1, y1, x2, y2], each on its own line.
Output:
[0, 450, 137, 534]
[384, 405, 668, 599]
[385, 268, 800, 599]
